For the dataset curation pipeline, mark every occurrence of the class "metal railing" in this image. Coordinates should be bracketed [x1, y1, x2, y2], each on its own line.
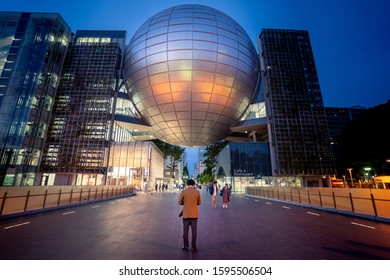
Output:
[0, 185, 136, 217]
[246, 186, 390, 221]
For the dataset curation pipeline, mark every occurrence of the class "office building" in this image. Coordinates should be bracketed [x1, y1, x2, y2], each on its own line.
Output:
[325, 106, 366, 146]
[0, 12, 72, 186]
[258, 29, 335, 186]
[39, 30, 127, 185]
[40, 30, 163, 186]
[325, 106, 366, 175]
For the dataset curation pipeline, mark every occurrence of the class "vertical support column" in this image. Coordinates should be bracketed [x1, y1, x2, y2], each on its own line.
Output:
[57, 189, 62, 206]
[24, 191, 31, 212]
[43, 190, 48, 209]
[69, 189, 73, 204]
[0, 192, 7, 215]
[318, 190, 323, 207]
[332, 191, 337, 209]
[370, 193, 378, 217]
[298, 189, 301, 203]
[349, 192, 355, 212]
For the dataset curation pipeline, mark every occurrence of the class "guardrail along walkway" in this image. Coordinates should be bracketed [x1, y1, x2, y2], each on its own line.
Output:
[1, 189, 390, 260]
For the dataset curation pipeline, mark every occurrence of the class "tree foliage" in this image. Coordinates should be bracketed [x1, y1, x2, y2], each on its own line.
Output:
[182, 165, 189, 183]
[200, 140, 229, 181]
[203, 140, 228, 170]
[196, 168, 213, 185]
[338, 100, 390, 176]
[153, 139, 185, 178]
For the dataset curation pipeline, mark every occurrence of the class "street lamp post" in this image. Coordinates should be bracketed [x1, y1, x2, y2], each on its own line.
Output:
[342, 175, 347, 188]
[182, 175, 188, 189]
[347, 168, 354, 187]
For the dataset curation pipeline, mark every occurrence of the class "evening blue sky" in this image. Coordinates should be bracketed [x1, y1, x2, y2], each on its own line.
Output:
[3, 0, 389, 108]
[3, 0, 390, 174]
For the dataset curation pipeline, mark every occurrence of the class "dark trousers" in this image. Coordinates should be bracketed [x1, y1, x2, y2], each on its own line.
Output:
[182, 218, 198, 248]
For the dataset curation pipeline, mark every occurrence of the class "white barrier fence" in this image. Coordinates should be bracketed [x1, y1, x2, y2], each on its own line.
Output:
[246, 186, 390, 220]
[0, 185, 136, 217]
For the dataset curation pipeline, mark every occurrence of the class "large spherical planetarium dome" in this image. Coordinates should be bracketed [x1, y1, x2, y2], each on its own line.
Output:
[123, 4, 259, 147]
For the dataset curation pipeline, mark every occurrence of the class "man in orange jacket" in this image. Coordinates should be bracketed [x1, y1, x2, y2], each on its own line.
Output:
[178, 179, 202, 253]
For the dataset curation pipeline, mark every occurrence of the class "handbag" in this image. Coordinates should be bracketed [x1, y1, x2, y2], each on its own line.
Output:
[179, 209, 183, 217]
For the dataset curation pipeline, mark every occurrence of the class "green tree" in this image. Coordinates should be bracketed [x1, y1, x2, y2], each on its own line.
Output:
[196, 168, 213, 185]
[153, 139, 185, 180]
[167, 145, 185, 179]
[201, 140, 229, 181]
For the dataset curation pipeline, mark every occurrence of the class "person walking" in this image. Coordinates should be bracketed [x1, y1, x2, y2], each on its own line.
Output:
[209, 180, 218, 208]
[178, 179, 202, 253]
[221, 183, 231, 208]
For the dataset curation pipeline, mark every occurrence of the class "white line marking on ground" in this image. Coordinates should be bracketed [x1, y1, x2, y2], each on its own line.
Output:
[92, 205, 100, 208]
[4, 222, 30, 230]
[254, 199, 259, 202]
[266, 202, 272, 205]
[282, 206, 290, 209]
[62, 211, 75, 215]
[307, 211, 320, 216]
[351, 222, 375, 230]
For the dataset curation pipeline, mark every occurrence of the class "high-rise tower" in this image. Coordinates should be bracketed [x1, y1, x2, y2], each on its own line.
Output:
[259, 29, 335, 186]
[40, 30, 127, 185]
[0, 12, 72, 186]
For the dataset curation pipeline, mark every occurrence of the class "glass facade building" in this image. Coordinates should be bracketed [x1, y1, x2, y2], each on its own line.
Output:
[216, 142, 272, 192]
[107, 141, 164, 189]
[39, 30, 163, 187]
[259, 29, 335, 186]
[40, 30, 127, 185]
[324, 106, 366, 175]
[0, 12, 72, 186]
